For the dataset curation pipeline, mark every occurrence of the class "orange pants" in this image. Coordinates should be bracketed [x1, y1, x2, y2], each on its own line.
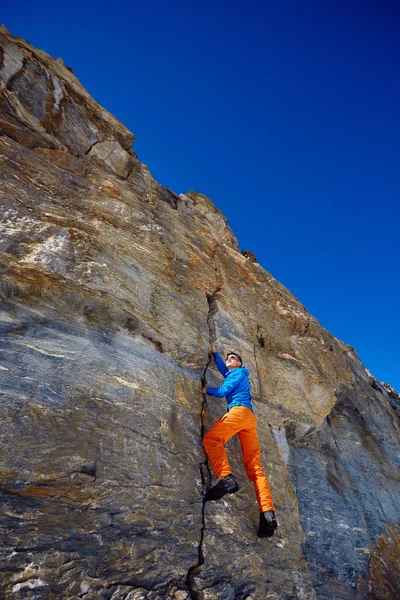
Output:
[203, 406, 275, 512]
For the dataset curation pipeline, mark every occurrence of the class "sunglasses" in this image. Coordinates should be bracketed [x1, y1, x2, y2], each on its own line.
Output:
[226, 355, 238, 360]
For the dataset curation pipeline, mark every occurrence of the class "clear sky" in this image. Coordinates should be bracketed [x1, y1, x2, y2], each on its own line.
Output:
[3, 1, 400, 390]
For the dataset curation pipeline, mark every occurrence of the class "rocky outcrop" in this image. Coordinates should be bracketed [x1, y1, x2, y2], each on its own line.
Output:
[1, 25, 399, 599]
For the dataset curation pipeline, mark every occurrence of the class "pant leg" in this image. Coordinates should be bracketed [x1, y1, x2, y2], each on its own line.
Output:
[203, 406, 249, 479]
[238, 421, 275, 512]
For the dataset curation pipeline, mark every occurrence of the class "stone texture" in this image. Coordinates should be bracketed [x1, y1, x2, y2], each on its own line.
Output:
[0, 25, 399, 599]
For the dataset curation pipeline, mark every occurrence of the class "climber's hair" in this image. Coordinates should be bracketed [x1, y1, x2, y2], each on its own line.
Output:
[226, 351, 243, 366]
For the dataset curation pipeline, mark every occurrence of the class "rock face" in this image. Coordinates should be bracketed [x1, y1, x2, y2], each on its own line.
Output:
[0, 25, 399, 599]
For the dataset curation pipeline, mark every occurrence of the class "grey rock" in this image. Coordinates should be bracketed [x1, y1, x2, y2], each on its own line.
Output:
[0, 26, 399, 600]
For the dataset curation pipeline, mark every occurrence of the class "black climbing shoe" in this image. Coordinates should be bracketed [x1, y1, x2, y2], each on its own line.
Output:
[258, 510, 278, 538]
[205, 474, 239, 502]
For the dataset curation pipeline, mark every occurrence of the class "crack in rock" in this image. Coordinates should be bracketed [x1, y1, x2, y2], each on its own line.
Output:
[302, 318, 311, 336]
[84, 139, 99, 156]
[186, 289, 222, 599]
[253, 341, 263, 402]
[205, 287, 221, 343]
[211, 244, 224, 290]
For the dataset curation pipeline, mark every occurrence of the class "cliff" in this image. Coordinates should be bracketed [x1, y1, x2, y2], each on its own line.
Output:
[1, 26, 399, 600]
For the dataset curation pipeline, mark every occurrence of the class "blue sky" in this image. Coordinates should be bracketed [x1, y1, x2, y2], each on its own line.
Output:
[3, 1, 400, 390]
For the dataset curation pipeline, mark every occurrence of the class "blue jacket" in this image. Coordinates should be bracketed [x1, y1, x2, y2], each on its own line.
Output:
[206, 352, 254, 413]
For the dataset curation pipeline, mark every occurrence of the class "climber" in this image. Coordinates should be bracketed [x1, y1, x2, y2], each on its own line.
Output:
[202, 343, 278, 538]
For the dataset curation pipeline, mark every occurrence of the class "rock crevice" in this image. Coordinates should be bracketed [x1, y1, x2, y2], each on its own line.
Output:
[186, 290, 222, 599]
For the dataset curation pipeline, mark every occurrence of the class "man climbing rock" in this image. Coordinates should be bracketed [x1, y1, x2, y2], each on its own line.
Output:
[202, 343, 278, 538]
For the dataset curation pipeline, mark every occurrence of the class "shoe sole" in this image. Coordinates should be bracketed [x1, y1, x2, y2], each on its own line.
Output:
[257, 527, 276, 538]
[205, 483, 239, 501]
[257, 521, 278, 538]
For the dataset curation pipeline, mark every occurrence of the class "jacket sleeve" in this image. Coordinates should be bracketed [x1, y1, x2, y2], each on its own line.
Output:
[206, 369, 244, 398]
[213, 352, 229, 377]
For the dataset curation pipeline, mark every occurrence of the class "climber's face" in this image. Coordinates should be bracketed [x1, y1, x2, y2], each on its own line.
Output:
[226, 354, 241, 370]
